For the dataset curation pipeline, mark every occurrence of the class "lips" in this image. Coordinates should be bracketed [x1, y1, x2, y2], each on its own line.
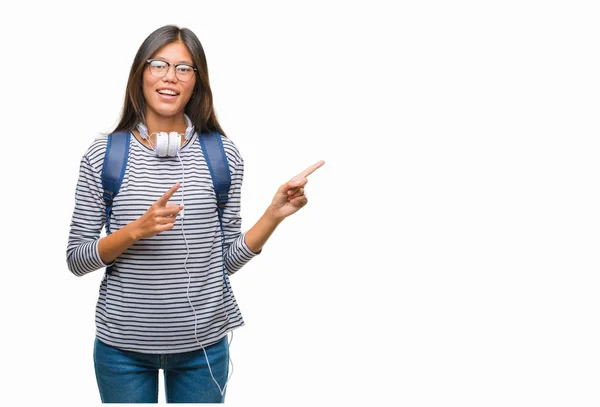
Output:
[156, 88, 179, 101]
[157, 88, 179, 96]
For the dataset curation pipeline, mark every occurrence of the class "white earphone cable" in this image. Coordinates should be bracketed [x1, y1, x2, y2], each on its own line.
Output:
[177, 150, 234, 397]
[147, 133, 156, 150]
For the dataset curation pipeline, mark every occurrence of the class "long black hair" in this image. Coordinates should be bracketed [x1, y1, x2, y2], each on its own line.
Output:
[112, 25, 226, 136]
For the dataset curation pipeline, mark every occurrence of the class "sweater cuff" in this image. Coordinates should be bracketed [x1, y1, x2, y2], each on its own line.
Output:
[241, 232, 262, 256]
[94, 240, 115, 268]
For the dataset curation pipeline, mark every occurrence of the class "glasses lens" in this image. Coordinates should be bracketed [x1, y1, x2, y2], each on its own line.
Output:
[149, 60, 169, 77]
[176, 65, 194, 81]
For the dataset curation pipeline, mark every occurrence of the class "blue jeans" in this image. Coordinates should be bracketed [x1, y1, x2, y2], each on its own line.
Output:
[93, 336, 229, 403]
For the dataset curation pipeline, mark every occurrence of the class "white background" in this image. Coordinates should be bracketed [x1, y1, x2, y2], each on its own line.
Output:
[0, 0, 599, 406]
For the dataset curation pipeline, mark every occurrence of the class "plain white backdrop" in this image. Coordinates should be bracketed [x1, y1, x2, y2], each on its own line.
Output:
[1, 0, 599, 406]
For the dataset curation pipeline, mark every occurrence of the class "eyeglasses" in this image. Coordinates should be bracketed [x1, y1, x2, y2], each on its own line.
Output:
[146, 59, 198, 81]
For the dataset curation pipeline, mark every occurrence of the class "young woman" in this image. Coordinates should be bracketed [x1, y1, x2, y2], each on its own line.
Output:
[66, 24, 324, 403]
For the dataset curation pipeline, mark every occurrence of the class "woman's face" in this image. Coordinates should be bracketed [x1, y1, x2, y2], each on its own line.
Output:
[143, 41, 196, 121]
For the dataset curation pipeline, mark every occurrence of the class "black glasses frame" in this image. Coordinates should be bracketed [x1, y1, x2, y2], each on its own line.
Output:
[146, 59, 198, 81]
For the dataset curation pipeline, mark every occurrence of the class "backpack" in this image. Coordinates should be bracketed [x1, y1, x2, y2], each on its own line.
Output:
[101, 131, 231, 275]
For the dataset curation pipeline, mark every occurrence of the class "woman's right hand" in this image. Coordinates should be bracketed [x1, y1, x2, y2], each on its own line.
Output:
[130, 182, 184, 241]
[98, 183, 184, 265]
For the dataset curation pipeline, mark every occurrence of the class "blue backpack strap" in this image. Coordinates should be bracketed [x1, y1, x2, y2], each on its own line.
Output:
[101, 131, 130, 274]
[198, 132, 232, 292]
[198, 132, 231, 219]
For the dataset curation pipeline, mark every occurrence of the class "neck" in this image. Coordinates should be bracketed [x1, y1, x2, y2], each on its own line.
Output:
[145, 111, 187, 135]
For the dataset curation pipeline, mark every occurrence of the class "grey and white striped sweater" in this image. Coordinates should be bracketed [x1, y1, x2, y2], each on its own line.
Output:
[66, 132, 259, 354]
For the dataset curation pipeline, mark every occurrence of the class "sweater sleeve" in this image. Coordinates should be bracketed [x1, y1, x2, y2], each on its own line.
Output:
[220, 138, 260, 276]
[66, 148, 113, 277]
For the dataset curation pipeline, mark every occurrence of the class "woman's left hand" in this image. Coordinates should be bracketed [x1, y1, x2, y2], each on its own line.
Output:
[268, 160, 325, 222]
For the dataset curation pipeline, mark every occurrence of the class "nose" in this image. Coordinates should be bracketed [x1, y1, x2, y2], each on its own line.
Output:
[162, 64, 178, 82]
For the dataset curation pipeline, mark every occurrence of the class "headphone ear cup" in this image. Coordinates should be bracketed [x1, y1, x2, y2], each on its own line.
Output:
[155, 132, 169, 157]
[167, 132, 181, 156]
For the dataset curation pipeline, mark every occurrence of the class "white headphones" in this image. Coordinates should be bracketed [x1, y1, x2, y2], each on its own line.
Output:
[137, 114, 195, 157]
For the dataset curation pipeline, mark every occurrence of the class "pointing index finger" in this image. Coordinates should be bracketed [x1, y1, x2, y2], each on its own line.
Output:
[156, 182, 180, 206]
[297, 160, 325, 179]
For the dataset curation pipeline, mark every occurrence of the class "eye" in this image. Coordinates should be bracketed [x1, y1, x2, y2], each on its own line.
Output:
[176, 65, 193, 73]
[150, 60, 168, 71]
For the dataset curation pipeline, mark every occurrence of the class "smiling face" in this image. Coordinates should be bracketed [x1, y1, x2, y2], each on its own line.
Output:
[142, 41, 196, 125]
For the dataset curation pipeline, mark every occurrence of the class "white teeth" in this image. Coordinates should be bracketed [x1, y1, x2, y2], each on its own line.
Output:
[158, 89, 177, 95]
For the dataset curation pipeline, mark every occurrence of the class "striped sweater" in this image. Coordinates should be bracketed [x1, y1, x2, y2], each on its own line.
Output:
[66, 132, 259, 354]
